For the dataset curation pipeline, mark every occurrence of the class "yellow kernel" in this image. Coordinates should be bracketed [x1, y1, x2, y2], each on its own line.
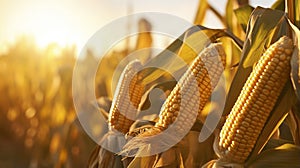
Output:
[252, 116, 260, 122]
[248, 110, 256, 117]
[267, 80, 275, 86]
[285, 49, 293, 55]
[277, 47, 284, 51]
[260, 94, 267, 100]
[262, 89, 270, 95]
[271, 57, 279, 63]
[264, 85, 273, 91]
[279, 54, 287, 60]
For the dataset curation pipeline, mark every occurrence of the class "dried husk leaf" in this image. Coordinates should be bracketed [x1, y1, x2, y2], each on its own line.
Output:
[247, 144, 300, 168]
[88, 131, 126, 168]
[286, 100, 300, 145]
[289, 20, 300, 101]
[127, 131, 215, 168]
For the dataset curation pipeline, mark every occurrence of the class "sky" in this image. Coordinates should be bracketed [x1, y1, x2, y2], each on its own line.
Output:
[0, 0, 274, 54]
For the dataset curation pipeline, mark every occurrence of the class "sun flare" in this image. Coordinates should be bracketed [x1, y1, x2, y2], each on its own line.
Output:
[2, 2, 82, 50]
[27, 9, 77, 48]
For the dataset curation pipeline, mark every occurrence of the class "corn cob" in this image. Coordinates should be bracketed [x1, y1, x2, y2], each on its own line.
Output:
[108, 60, 144, 134]
[124, 43, 226, 140]
[154, 43, 226, 132]
[217, 36, 294, 164]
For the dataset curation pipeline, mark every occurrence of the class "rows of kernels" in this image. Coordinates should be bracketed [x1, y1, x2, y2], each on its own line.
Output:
[154, 44, 226, 132]
[108, 60, 144, 134]
[218, 36, 294, 163]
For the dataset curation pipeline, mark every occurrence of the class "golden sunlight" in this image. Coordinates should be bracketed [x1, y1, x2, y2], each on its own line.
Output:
[0, 1, 84, 51]
[25, 8, 77, 48]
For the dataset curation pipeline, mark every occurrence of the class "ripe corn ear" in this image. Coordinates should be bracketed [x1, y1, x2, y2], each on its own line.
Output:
[217, 36, 294, 164]
[108, 60, 144, 134]
[154, 43, 226, 132]
[124, 43, 226, 140]
[121, 43, 226, 158]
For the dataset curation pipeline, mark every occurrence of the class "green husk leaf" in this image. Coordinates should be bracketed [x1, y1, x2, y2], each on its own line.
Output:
[234, 5, 254, 32]
[247, 144, 300, 168]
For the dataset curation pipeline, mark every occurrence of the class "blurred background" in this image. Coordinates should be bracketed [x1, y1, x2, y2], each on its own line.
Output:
[0, 0, 273, 167]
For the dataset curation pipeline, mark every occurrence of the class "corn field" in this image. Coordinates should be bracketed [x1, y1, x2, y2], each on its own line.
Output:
[88, 0, 300, 167]
[0, 0, 300, 168]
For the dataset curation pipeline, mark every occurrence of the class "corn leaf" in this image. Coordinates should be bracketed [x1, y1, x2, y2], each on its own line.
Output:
[261, 138, 294, 151]
[225, 0, 235, 32]
[289, 20, 300, 100]
[219, 37, 241, 91]
[286, 100, 300, 145]
[286, 0, 300, 28]
[247, 144, 300, 168]
[127, 155, 156, 168]
[87, 145, 124, 168]
[140, 25, 243, 85]
[225, 0, 246, 39]
[296, 0, 300, 28]
[179, 131, 215, 167]
[194, 0, 209, 25]
[271, 0, 285, 11]
[234, 5, 254, 32]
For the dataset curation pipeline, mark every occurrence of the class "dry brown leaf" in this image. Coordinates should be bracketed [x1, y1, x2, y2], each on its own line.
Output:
[247, 144, 300, 168]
